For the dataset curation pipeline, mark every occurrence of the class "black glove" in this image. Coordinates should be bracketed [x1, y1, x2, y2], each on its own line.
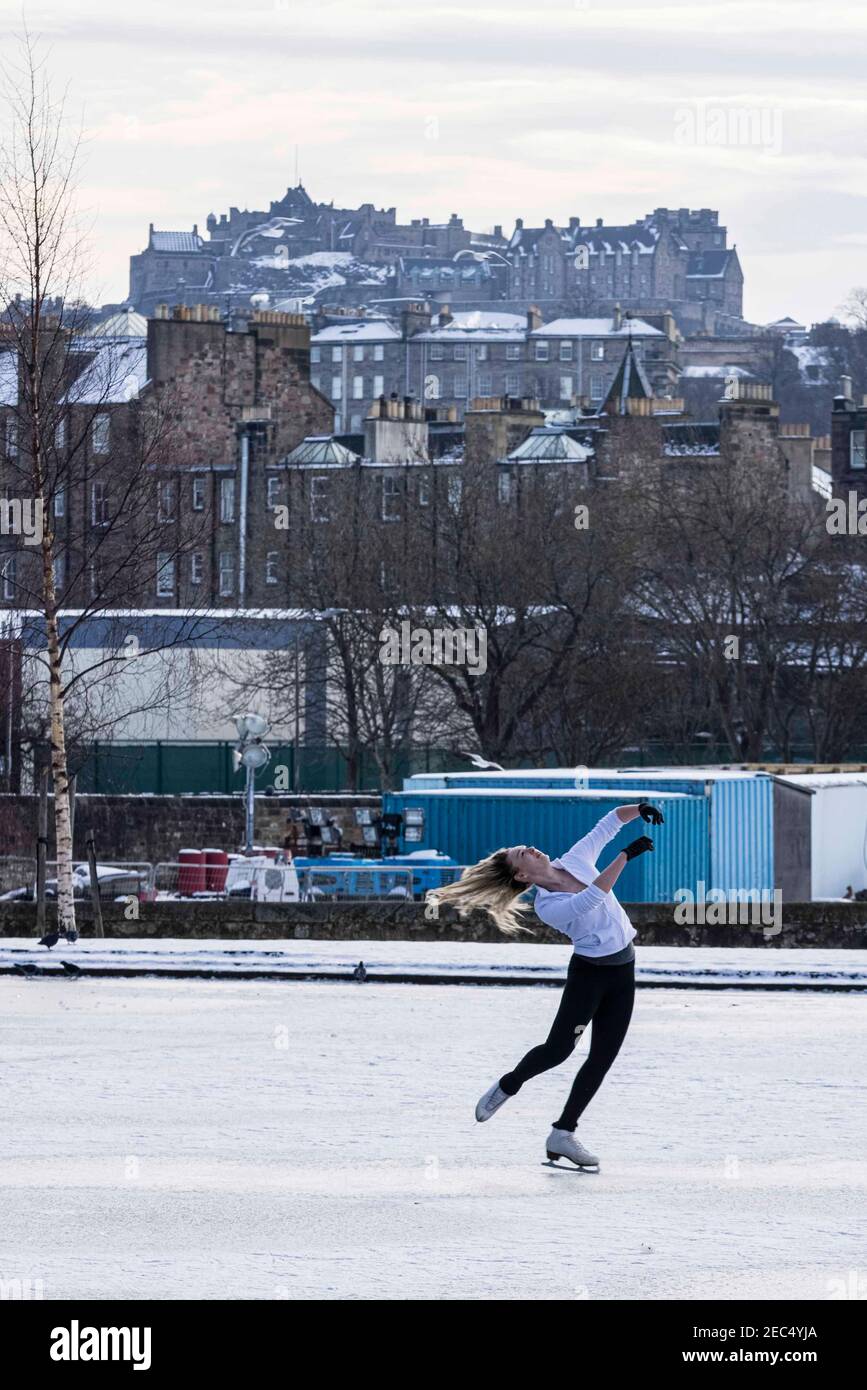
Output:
[624, 836, 654, 861]
[638, 802, 664, 826]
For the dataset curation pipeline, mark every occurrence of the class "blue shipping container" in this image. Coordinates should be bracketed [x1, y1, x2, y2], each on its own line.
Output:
[384, 788, 709, 904]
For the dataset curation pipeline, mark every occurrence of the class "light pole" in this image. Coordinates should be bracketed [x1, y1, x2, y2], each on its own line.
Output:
[232, 711, 271, 853]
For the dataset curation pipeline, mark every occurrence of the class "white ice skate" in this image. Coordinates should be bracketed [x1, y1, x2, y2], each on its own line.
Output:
[475, 1081, 512, 1122]
[544, 1127, 599, 1168]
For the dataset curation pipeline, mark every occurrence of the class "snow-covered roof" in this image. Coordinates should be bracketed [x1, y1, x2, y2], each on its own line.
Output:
[86, 308, 148, 339]
[530, 317, 662, 338]
[417, 311, 526, 342]
[0, 350, 18, 406]
[282, 435, 361, 467]
[505, 427, 593, 464]
[812, 464, 832, 500]
[63, 342, 147, 405]
[312, 321, 401, 343]
[150, 230, 203, 254]
[680, 364, 753, 379]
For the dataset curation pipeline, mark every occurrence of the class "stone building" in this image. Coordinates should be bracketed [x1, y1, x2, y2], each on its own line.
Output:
[506, 207, 743, 334]
[128, 188, 744, 334]
[309, 303, 682, 425]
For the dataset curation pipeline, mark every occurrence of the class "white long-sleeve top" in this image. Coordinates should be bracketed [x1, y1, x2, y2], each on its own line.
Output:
[533, 810, 637, 957]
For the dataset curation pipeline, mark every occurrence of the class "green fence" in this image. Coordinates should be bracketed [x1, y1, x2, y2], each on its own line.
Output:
[73, 742, 462, 795]
[72, 738, 867, 796]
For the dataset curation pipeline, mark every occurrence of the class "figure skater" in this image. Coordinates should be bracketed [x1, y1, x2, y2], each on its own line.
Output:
[427, 802, 663, 1168]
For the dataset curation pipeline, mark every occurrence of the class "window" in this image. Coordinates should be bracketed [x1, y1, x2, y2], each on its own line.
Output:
[353, 345, 365, 363]
[190, 552, 203, 585]
[534, 341, 549, 361]
[559, 341, 573, 361]
[506, 345, 521, 360]
[382, 474, 401, 522]
[331, 346, 343, 363]
[851, 431, 866, 469]
[454, 377, 467, 397]
[331, 375, 343, 401]
[505, 373, 520, 395]
[478, 373, 493, 396]
[352, 375, 364, 400]
[310, 346, 321, 364]
[447, 476, 462, 510]
[218, 552, 234, 596]
[266, 475, 280, 508]
[54, 486, 65, 519]
[156, 552, 175, 598]
[89, 559, 103, 598]
[373, 375, 384, 398]
[418, 475, 431, 506]
[498, 472, 512, 504]
[2, 554, 15, 599]
[157, 479, 176, 523]
[590, 374, 604, 401]
[311, 374, 321, 392]
[591, 342, 605, 361]
[374, 344, 384, 362]
[430, 344, 444, 361]
[454, 344, 468, 361]
[5, 417, 18, 458]
[91, 481, 109, 527]
[192, 476, 205, 510]
[220, 476, 235, 523]
[477, 344, 488, 362]
[560, 376, 574, 401]
[52, 553, 65, 589]
[310, 475, 330, 522]
[55, 418, 66, 451]
[266, 551, 279, 584]
[92, 413, 110, 454]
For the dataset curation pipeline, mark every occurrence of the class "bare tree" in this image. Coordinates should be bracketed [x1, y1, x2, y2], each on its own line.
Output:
[0, 31, 216, 923]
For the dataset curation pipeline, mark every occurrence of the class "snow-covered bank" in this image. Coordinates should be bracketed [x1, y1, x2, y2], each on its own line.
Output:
[1, 937, 867, 989]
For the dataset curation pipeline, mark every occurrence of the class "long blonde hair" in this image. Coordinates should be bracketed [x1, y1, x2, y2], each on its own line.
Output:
[426, 849, 535, 938]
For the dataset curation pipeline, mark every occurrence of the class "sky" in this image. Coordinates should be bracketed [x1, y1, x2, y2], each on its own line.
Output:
[1, 0, 866, 326]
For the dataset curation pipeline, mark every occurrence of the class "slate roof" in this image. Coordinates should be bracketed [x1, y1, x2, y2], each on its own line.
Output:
[149, 230, 204, 254]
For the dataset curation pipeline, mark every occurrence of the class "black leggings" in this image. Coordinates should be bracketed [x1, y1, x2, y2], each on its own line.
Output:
[498, 956, 635, 1132]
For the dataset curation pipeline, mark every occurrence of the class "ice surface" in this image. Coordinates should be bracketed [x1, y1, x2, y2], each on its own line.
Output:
[2, 956, 866, 1300]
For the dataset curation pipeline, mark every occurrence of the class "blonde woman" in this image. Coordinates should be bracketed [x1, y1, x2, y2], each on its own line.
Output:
[428, 802, 663, 1168]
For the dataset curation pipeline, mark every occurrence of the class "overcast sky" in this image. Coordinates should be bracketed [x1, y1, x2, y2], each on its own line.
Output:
[2, 0, 866, 326]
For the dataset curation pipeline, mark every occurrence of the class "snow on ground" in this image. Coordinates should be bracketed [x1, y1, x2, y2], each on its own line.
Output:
[2, 960, 866, 1300]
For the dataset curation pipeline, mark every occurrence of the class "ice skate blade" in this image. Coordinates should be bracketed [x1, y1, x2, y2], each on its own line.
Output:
[543, 1151, 599, 1170]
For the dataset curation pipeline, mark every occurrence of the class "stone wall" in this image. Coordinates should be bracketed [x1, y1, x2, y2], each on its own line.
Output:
[0, 793, 381, 862]
[2, 900, 866, 948]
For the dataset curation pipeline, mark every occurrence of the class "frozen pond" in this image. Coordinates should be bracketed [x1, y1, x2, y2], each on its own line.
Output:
[2, 967, 866, 1300]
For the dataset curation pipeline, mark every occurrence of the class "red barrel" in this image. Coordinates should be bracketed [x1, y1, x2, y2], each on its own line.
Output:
[203, 848, 228, 893]
[178, 848, 205, 896]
